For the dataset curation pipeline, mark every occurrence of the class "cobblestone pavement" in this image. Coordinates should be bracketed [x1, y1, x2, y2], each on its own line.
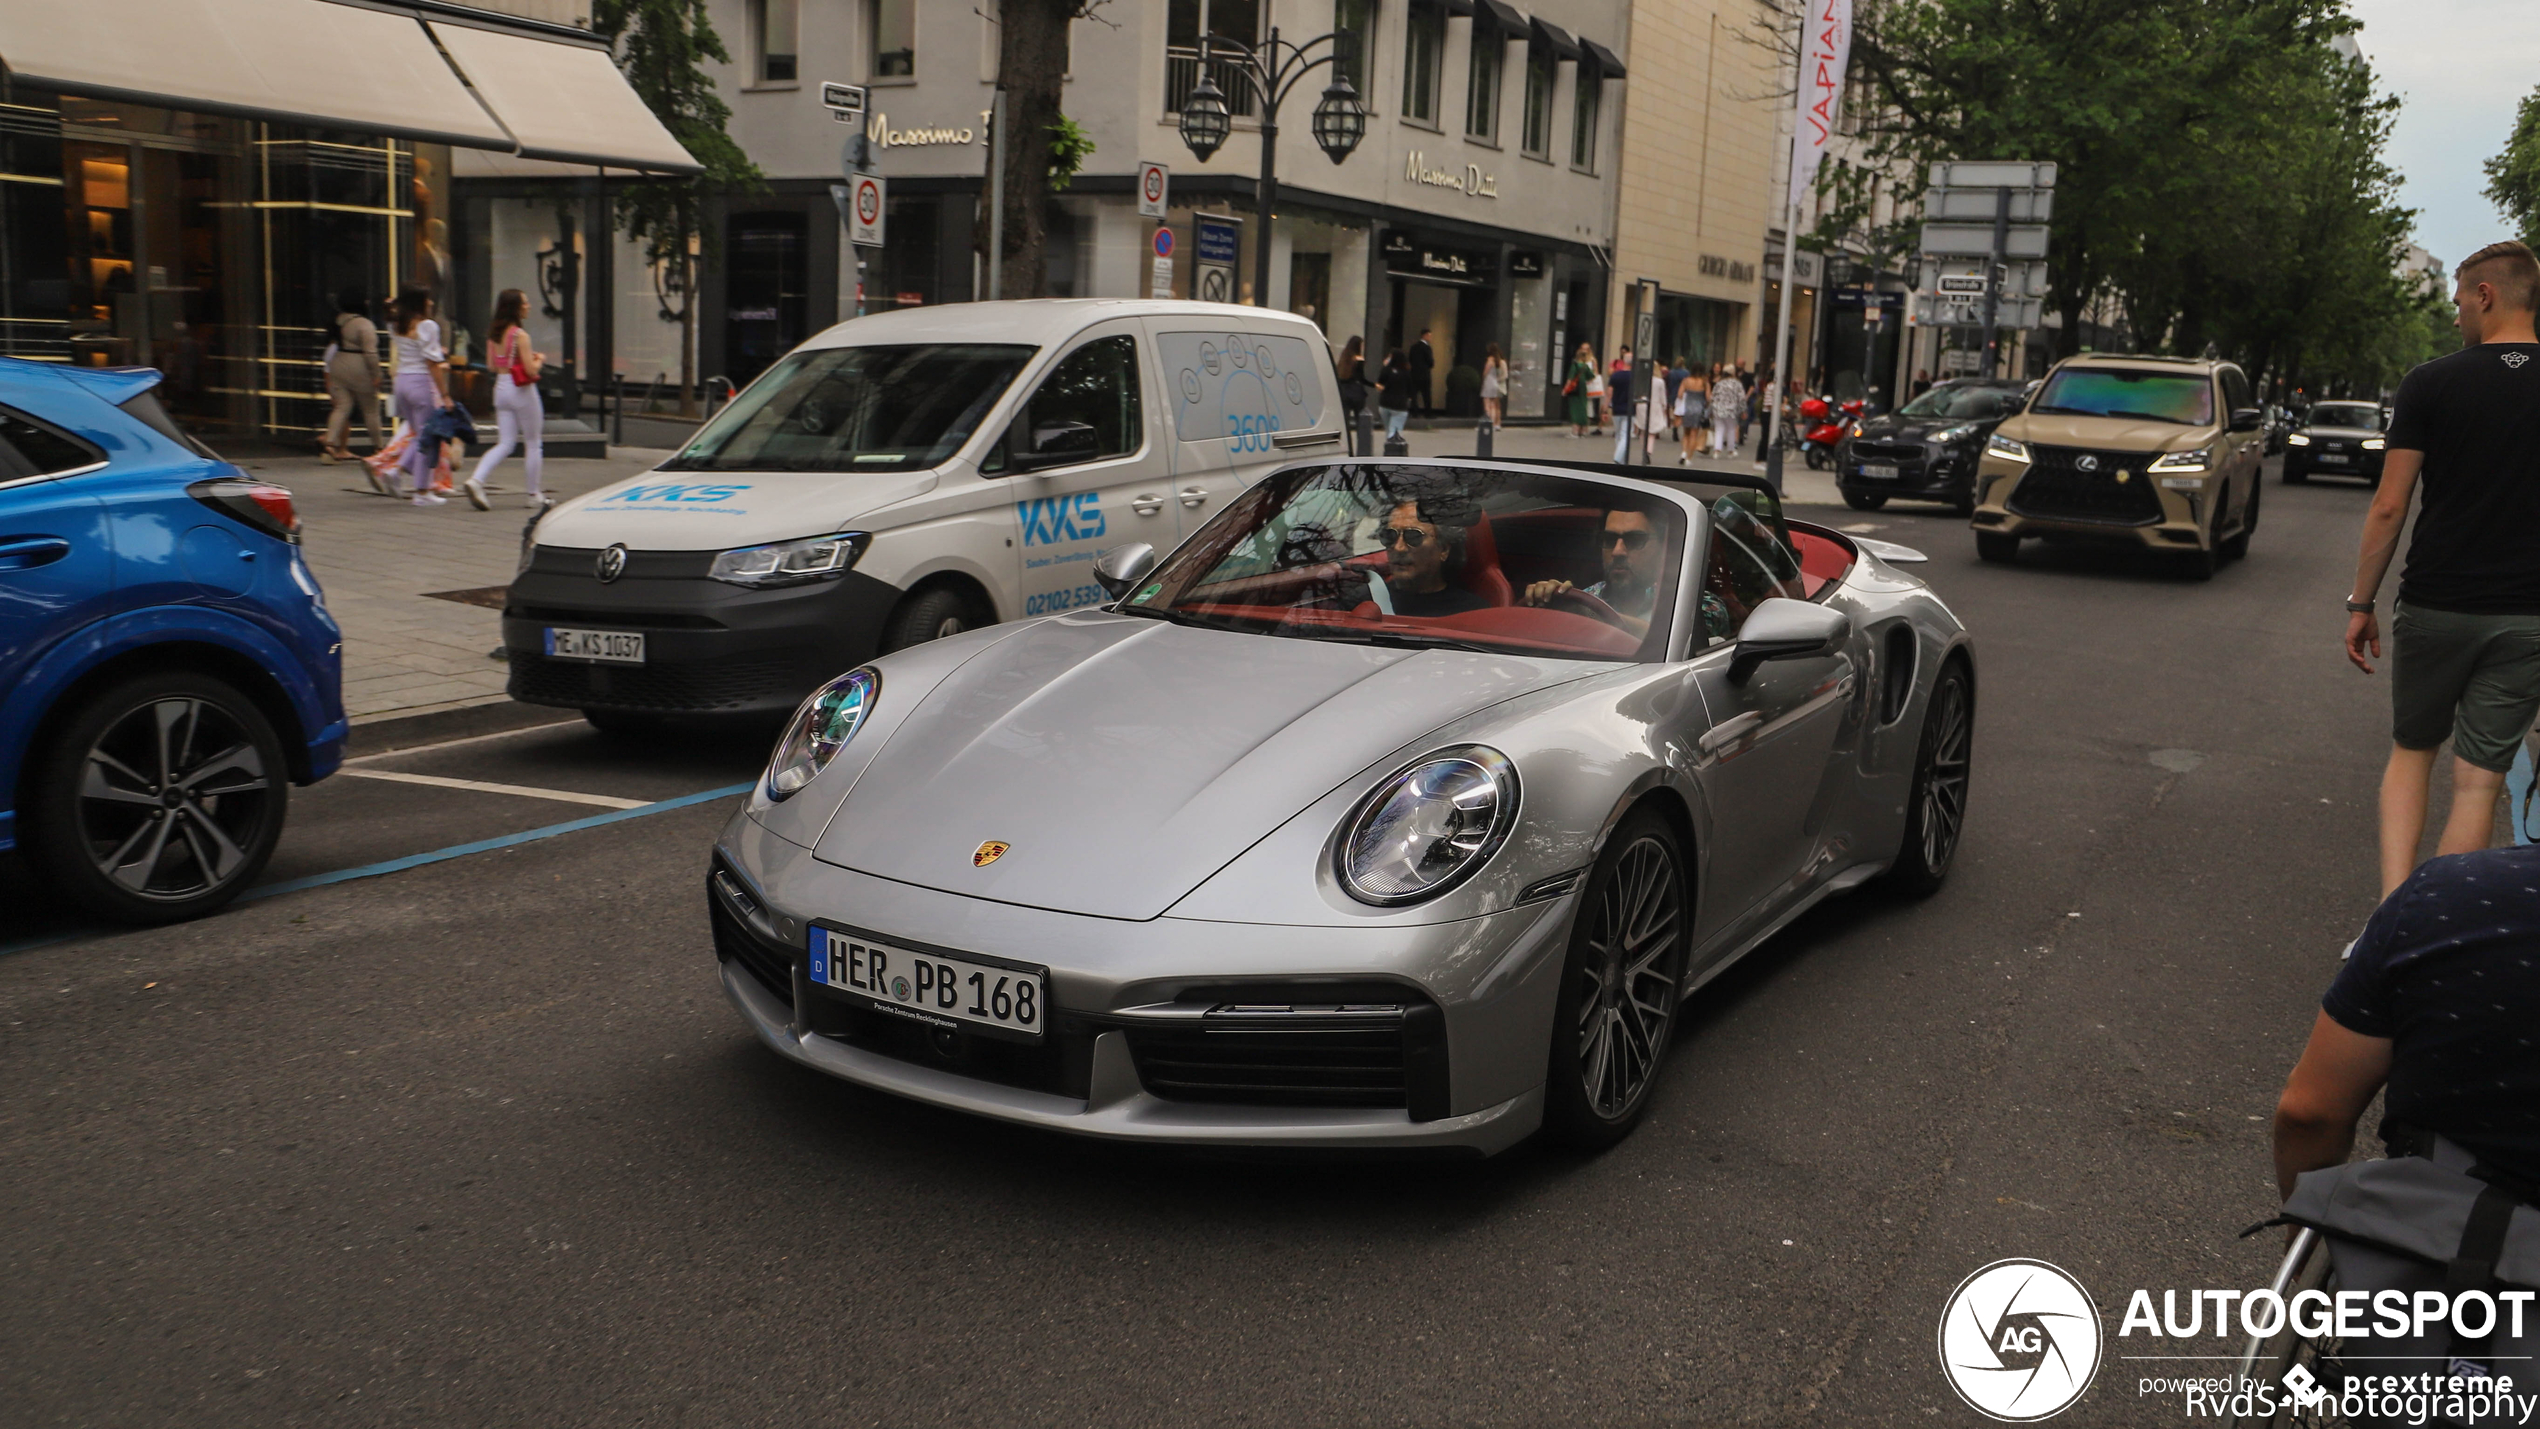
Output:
[226, 426, 1846, 726]
[227, 448, 674, 723]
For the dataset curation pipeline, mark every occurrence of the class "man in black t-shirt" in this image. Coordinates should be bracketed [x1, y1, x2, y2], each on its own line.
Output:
[2344, 240, 2540, 895]
[2272, 844, 2540, 1196]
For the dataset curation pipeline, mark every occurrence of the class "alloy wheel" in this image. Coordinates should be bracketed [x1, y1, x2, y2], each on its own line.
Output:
[1918, 675, 1972, 875]
[1574, 836, 1684, 1119]
[76, 696, 276, 902]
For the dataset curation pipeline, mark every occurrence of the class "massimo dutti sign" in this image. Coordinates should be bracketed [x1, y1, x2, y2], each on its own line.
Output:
[1404, 151, 1499, 199]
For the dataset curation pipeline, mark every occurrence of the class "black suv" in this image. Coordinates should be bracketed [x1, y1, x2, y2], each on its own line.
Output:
[1837, 378, 2030, 514]
[2281, 400, 2387, 484]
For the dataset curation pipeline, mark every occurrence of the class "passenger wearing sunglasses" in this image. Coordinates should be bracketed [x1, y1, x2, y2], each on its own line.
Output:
[1522, 509, 1662, 638]
[1376, 500, 1493, 618]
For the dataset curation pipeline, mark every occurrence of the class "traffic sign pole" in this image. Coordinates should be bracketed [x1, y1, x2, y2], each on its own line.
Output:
[1981, 186, 2009, 378]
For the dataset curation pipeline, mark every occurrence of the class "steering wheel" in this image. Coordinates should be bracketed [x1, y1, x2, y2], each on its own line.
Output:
[1544, 583, 1630, 628]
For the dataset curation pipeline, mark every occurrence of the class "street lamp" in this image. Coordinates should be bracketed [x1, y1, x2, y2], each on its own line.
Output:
[1176, 27, 1363, 308]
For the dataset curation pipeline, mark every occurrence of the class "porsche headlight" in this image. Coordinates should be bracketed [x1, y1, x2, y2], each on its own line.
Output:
[1985, 433, 2030, 463]
[766, 668, 878, 799]
[1336, 746, 1519, 906]
[710, 531, 871, 588]
[2149, 446, 2211, 473]
[2286, 433, 2312, 446]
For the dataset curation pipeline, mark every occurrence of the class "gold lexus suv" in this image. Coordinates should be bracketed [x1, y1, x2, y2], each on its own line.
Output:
[1968, 354, 2266, 579]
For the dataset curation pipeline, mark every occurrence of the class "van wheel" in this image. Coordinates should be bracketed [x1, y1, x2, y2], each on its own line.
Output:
[24, 671, 288, 924]
[1975, 531, 2019, 564]
[882, 587, 978, 653]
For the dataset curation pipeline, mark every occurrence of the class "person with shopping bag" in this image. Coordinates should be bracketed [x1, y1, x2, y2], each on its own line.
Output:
[466, 288, 546, 510]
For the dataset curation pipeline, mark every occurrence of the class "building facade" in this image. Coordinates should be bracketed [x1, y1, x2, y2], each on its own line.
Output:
[678, 0, 1637, 419]
[0, 0, 692, 443]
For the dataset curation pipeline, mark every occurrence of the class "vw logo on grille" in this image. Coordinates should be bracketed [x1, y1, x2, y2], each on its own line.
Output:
[2074, 454, 2100, 472]
[595, 544, 628, 583]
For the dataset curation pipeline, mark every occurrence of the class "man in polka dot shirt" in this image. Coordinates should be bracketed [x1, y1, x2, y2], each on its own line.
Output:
[2271, 847, 2540, 1198]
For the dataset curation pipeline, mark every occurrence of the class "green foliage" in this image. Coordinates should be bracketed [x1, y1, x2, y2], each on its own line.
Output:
[1792, 0, 2438, 393]
[2485, 87, 2540, 250]
[590, 0, 765, 278]
[1047, 115, 1097, 193]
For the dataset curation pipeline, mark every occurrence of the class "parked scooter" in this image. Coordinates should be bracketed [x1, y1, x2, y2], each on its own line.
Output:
[1801, 396, 1864, 470]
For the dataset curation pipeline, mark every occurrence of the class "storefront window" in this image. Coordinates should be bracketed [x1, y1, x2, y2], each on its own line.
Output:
[1520, 45, 1553, 157]
[1465, 26, 1503, 141]
[0, 100, 67, 362]
[1569, 67, 1600, 171]
[871, 0, 915, 77]
[1333, 0, 1376, 101]
[1402, 1, 1444, 125]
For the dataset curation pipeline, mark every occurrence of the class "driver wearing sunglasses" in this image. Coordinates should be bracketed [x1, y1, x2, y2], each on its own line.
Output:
[1522, 509, 1662, 637]
[1376, 500, 1494, 618]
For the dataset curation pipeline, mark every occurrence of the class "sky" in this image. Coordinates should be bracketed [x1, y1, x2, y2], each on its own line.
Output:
[2346, 0, 2538, 268]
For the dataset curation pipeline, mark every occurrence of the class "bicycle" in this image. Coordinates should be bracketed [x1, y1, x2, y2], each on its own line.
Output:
[2229, 1226, 2345, 1427]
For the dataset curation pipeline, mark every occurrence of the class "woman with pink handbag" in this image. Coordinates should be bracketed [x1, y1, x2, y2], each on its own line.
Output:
[465, 288, 546, 510]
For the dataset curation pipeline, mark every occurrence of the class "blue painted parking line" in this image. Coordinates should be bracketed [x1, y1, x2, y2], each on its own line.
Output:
[0, 781, 756, 958]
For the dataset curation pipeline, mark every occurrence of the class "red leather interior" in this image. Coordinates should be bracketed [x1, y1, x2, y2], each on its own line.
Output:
[1787, 526, 1855, 599]
[1459, 514, 1514, 606]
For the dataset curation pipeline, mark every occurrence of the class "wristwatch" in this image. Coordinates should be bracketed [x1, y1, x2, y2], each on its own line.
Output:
[2345, 599, 2375, 613]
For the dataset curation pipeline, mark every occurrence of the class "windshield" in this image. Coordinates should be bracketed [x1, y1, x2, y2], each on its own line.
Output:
[2029, 368, 2216, 426]
[1127, 464, 1692, 662]
[658, 343, 1035, 472]
[2309, 403, 2384, 431]
[1898, 384, 2025, 421]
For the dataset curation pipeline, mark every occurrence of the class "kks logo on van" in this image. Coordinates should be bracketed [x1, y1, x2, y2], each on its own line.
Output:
[607, 483, 754, 504]
[1018, 493, 1104, 546]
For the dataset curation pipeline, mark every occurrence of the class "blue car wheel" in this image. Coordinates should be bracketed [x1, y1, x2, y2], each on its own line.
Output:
[25, 669, 288, 923]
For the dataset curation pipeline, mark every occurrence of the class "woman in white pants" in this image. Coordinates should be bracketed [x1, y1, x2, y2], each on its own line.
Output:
[466, 288, 545, 510]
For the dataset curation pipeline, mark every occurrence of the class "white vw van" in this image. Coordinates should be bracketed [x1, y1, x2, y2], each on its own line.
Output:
[504, 300, 1345, 725]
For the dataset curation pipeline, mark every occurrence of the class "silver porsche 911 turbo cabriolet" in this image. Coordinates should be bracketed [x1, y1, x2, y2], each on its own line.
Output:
[708, 459, 1973, 1154]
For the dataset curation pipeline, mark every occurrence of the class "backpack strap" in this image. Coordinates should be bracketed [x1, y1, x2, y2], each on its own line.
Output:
[2447, 1182, 2520, 1294]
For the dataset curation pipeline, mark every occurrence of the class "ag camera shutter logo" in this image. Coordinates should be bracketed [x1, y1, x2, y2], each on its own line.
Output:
[1939, 1259, 2102, 1421]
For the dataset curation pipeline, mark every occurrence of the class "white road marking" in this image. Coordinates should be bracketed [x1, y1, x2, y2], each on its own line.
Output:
[343, 720, 579, 764]
[336, 768, 648, 809]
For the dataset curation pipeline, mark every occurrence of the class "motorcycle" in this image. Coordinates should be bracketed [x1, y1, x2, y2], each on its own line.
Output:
[1801, 396, 1863, 470]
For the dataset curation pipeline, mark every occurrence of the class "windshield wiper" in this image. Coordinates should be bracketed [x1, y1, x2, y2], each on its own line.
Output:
[1313, 630, 1510, 655]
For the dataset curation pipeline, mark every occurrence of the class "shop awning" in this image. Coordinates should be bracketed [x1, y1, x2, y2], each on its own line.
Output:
[1580, 38, 1628, 76]
[430, 21, 699, 174]
[1477, 0, 1529, 34]
[0, 0, 512, 150]
[1530, 18, 1582, 59]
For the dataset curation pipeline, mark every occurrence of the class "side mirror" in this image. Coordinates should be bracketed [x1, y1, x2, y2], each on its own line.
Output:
[1730, 597, 1850, 682]
[1093, 542, 1157, 599]
[1010, 420, 1101, 472]
[2229, 407, 2263, 432]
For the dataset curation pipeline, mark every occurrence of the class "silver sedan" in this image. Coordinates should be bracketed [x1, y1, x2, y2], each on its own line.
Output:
[709, 460, 1974, 1154]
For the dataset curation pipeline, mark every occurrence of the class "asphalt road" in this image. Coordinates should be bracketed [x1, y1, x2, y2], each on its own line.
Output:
[1, 464, 2432, 1426]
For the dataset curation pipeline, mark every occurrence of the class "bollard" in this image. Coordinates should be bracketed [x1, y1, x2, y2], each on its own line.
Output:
[1383, 431, 1410, 457]
[1475, 420, 1493, 459]
[611, 373, 624, 446]
[1354, 408, 1376, 458]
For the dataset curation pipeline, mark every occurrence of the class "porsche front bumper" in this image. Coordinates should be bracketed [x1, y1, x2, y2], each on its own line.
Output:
[710, 813, 1571, 1156]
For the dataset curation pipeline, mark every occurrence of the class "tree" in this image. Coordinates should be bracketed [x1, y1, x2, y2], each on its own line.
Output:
[2485, 86, 2540, 250]
[592, 0, 764, 415]
[988, 0, 1107, 297]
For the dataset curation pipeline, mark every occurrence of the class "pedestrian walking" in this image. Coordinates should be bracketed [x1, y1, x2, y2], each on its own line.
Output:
[2345, 240, 2540, 895]
[1564, 344, 1597, 436]
[1735, 363, 1757, 448]
[1376, 347, 1417, 445]
[387, 286, 454, 507]
[1336, 335, 1368, 439]
[321, 288, 383, 467]
[1663, 355, 1690, 442]
[1607, 347, 1638, 464]
[1408, 328, 1436, 419]
[1676, 362, 1709, 464]
[1710, 365, 1745, 461]
[1585, 357, 1608, 435]
[1479, 344, 1508, 428]
[465, 288, 545, 510]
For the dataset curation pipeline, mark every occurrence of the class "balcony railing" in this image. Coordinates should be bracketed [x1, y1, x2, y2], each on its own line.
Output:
[1163, 46, 1259, 117]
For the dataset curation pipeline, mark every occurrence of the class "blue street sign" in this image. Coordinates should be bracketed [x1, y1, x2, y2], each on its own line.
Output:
[1153, 227, 1175, 259]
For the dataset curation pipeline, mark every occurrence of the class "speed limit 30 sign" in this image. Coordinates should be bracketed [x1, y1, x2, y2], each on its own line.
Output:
[1137, 160, 1169, 219]
[849, 173, 886, 247]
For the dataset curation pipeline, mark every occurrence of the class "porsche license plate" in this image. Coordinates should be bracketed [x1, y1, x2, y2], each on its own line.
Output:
[809, 925, 1045, 1039]
[1860, 463, 1900, 480]
[544, 627, 645, 663]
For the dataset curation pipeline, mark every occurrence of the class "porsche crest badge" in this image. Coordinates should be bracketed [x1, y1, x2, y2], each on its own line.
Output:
[972, 841, 1010, 868]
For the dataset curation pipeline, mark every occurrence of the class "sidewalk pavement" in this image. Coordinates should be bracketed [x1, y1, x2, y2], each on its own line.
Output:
[237, 424, 1849, 731]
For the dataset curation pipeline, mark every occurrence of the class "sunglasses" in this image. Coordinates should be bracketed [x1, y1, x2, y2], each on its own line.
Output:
[1602, 528, 1654, 552]
[1377, 526, 1435, 549]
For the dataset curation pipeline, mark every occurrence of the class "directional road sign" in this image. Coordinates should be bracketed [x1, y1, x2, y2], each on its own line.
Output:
[1927, 160, 2057, 190]
[1923, 187, 2054, 222]
[1920, 223, 2052, 258]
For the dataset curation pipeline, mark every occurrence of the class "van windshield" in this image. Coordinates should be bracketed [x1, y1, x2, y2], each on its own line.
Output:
[657, 343, 1035, 473]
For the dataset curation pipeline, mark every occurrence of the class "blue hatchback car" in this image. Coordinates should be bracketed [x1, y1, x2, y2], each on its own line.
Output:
[0, 358, 344, 923]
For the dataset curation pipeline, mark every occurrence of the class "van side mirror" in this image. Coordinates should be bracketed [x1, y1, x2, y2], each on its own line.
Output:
[1730, 597, 1850, 682]
[1010, 420, 1101, 472]
[2229, 407, 2263, 432]
[1093, 542, 1157, 599]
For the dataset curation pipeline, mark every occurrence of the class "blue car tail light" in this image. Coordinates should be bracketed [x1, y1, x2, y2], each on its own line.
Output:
[187, 478, 301, 545]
